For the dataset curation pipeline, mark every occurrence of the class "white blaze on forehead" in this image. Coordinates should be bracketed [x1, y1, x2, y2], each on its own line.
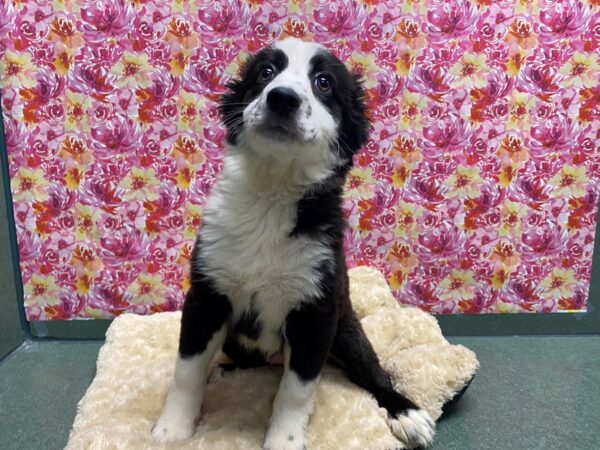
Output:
[273, 37, 325, 74]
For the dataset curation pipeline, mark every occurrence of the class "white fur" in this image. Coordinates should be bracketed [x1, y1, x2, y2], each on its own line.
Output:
[197, 150, 335, 359]
[389, 408, 436, 449]
[152, 325, 227, 442]
[263, 345, 319, 450]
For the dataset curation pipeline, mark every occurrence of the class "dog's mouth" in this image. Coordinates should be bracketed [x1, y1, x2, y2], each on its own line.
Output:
[254, 119, 302, 141]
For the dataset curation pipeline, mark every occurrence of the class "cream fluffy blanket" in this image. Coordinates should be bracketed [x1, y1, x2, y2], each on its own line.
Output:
[66, 267, 478, 450]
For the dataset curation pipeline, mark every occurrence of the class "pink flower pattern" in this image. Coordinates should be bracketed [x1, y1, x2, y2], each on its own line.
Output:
[0, 0, 599, 319]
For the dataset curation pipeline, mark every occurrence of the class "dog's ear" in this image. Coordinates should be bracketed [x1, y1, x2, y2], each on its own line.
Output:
[219, 55, 256, 145]
[339, 73, 370, 158]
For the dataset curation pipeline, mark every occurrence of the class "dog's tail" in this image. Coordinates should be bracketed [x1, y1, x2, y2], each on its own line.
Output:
[330, 311, 435, 448]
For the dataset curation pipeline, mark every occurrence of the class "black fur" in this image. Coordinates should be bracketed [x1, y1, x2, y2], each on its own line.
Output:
[219, 47, 289, 145]
[179, 41, 424, 440]
[179, 274, 231, 358]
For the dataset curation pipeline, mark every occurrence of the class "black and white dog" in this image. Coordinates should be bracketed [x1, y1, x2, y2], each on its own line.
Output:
[153, 38, 435, 449]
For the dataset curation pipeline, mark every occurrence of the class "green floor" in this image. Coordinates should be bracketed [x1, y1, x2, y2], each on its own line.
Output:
[0, 336, 599, 450]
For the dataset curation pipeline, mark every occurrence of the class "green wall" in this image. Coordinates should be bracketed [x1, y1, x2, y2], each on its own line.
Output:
[0, 124, 25, 358]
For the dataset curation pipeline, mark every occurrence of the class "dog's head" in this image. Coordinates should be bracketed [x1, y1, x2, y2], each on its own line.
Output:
[220, 38, 369, 170]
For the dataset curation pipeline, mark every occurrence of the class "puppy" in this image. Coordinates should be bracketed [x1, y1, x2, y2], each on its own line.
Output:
[153, 37, 435, 449]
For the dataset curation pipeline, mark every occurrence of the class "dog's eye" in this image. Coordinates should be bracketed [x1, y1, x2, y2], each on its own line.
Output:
[259, 66, 275, 82]
[314, 74, 332, 93]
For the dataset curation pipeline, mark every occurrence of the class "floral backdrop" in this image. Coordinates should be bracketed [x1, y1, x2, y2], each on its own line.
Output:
[0, 0, 599, 320]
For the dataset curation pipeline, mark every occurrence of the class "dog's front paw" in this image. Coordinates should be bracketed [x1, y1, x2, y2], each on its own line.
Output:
[151, 413, 195, 442]
[263, 427, 307, 450]
[389, 408, 435, 449]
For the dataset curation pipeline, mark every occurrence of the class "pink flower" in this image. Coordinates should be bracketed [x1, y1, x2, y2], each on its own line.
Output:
[196, 0, 252, 44]
[88, 40, 125, 68]
[3, 117, 27, 154]
[460, 284, 498, 314]
[47, 290, 86, 320]
[44, 184, 76, 216]
[90, 115, 142, 159]
[516, 62, 564, 98]
[403, 175, 449, 205]
[79, 177, 125, 209]
[417, 221, 466, 264]
[100, 227, 147, 266]
[398, 277, 443, 311]
[359, 8, 399, 51]
[17, 228, 41, 263]
[80, 0, 135, 44]
[530, 114, 578, 155]
[502, 277, 542, 310]
[88, 278, 133, 315]
[520, 220, 569, 260]
[310, 0, 368, 43]
[407, 63, 454, 97]
[183, 46, 236, 96]
[481, 69, 514, 101]
[426, 0, 479, 44]
[373, 67, 404, 103]
[68, 63, 117, 97]
[243, 10, 284, 52]
[129, 14, 166, 49]
[422, 115, 472, 156]
[538, 0, 591, 45]
[509, 174, 552, 204]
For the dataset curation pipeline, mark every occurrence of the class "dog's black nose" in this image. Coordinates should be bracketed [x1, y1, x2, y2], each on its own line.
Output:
[266, 87, 301, 116]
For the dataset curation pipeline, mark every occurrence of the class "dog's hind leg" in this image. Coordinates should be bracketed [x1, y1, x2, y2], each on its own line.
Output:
[331, 310, 435, 449]
[152, 276, 231, 442]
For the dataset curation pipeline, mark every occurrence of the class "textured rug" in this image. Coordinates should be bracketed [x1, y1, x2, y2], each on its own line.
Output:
[66, 267, 479, 450]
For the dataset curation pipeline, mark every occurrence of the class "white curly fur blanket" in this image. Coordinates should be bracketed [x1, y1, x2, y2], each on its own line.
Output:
[66, 267, 478, 450]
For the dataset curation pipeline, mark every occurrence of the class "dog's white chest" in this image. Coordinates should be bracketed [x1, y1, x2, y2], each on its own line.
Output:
[196, 157, 331, 355]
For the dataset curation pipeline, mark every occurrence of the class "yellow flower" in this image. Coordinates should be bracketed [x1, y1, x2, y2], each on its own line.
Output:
[65, 168, 83, 190]
[111, 52, 152, 88]
[499, 201, 526, 237]
[169, 50, 189, 76]
[75, 204, 102, 240]
[0, 51, 38, 88]
[395, 51, 415, 77]
[120, 168, 160, 201]
[398, 92, 426, 131]
[549, 166, 589, 197]
[395, 201, 422, 238]
[177, 92, 205, 132]
[185, 203, 202, 240]
[54, 47, 75, 76]
[345, 167, 375, 200]
[391, 163, 411, 188]
[507, 92, 534, 130]
[64, 90, 92, 132]
[497, 134, 529, 163]
[348, 52, 378, 88]
[540, 268, 577, 299]
[559, 52, 599, 89]
[24, 275, 61, 307]
[75, 272, 94, 295]
[444, 166, 482, 199]
[449, 53, 489, 89]
[389, 133, 421, 163]
[498, 161, 519, 188]
[439, 270, 476, 301]
[127, 273, 165, 304]
[11, 168, 49, 202]
[506, 48, 528, 77]
[176, 162, 195, 190]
